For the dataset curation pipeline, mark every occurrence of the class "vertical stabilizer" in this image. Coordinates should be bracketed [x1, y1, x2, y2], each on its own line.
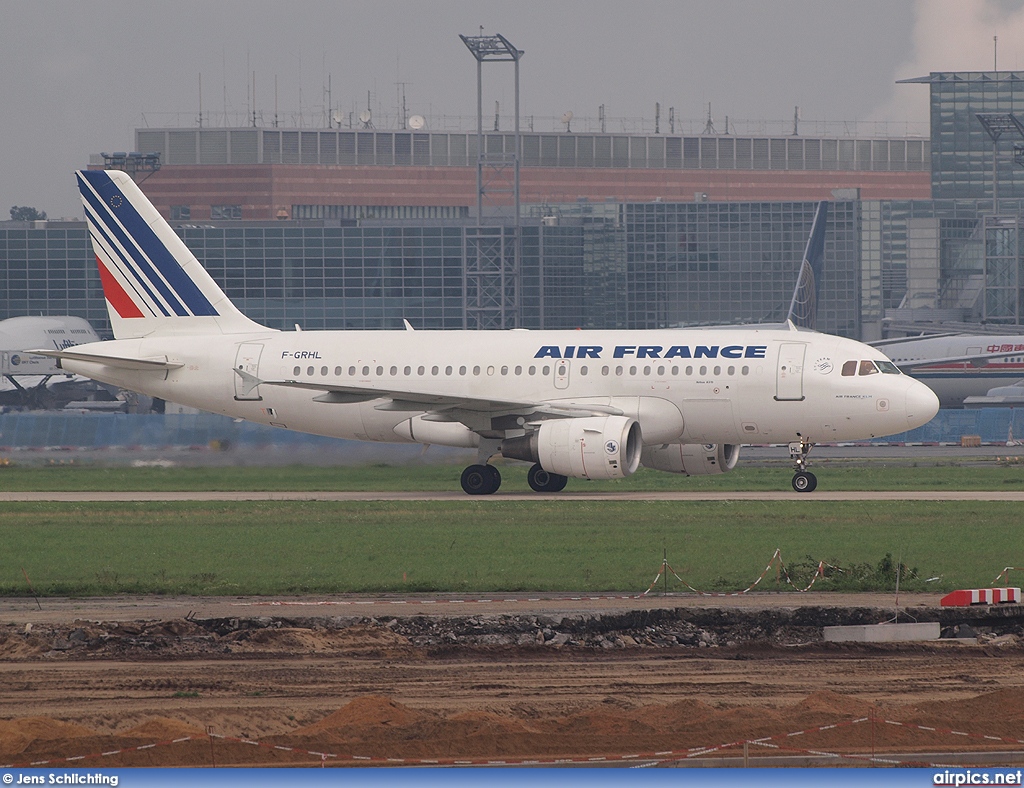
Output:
[786, 201, 828, 330]
[76, 170, 269, 339]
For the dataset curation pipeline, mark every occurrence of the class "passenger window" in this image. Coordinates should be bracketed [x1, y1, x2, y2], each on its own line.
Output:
[643, 365, 651, 376]
[699, 366, 707, 375]
[417, 366, 425, 375]
[686, 366, 693, 376]
[542, 365, 551, 375]
[293, 366, 300, 376]
[859, 360, 879, 376]
[474, 366, 481, 375]
[459, 365, 467, 375]
[741, 366, 749, 375]
[334, 366, 342, 376]
[376, 366, 384, 376]
[728, 366, 735, 375]
[602, 366, 610, 376]
[501, 365, 509, 375]
[390, 366, 398, 376]
[842, 360, 857, 376]
[514, 365, 522, 375]
[431, 366, 439, 375]
[714, 366, 721, 376]
[308, 366, 315, 376]
[657, 365, 665, 376]
[671, 366, 678, 376]
[616, 366, 623, 376]
[580, 365, 588, 375]
[321, 367, 328, 376]
[348, 366, 356, 376]
[528, 366, 536, 375]
[404, 366, 411, 375]
[445, 366, 453, 375]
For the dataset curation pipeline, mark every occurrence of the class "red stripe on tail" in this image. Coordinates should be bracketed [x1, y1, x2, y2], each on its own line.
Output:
[96, 257, 145, 318]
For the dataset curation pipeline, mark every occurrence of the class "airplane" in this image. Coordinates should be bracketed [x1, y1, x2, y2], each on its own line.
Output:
[34, 170, 939, 494]
[0, 315, 104, 409]
[874, 334, 1024, 409]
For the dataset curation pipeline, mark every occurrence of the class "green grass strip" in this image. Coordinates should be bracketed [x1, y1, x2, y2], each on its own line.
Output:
[0, 500, 1019, 596]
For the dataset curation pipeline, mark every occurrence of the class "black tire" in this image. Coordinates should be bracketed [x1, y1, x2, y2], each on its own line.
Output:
[527, 463, 568, 493]
[792, 471, 817, 493]
[461, 464, 501, 495]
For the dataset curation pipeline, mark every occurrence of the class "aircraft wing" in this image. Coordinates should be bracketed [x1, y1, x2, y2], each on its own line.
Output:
[250, 374, 624, 420]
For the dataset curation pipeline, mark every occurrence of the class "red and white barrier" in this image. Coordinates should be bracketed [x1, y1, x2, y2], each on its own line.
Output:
[940, 587, 1021, 607]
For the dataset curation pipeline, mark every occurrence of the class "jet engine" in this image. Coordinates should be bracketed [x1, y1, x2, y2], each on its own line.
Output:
[501, 415, 642, 480]
[640, 442, 741, 475]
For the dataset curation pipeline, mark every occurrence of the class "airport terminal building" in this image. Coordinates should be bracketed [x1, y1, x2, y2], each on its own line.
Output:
[3, 71, 1024, 341]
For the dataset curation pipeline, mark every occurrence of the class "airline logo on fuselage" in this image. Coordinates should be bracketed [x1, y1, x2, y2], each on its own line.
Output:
[534, 345, 767, 360]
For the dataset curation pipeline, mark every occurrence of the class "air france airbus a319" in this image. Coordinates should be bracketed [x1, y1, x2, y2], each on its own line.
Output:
[38, 170, 939, 494]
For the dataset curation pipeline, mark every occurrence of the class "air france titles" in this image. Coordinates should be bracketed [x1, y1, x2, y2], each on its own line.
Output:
[534, 345, 767, 360]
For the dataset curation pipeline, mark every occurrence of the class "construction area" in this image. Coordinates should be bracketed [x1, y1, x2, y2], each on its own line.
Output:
[4, 596, 1024, 768]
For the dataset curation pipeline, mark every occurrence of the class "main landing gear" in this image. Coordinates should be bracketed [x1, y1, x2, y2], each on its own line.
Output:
[460, 464, 502, 495]
[527, 463, 568, 493]
[789, 438, 817, 492]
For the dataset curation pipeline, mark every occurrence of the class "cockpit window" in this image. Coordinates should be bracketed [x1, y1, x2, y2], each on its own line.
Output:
[858, 360, 879, 376]
[841, 360, 857, 377]
[876, 360, 902, 375]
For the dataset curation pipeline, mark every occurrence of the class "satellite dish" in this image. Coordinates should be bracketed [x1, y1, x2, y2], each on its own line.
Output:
[561, 111, 574, 131]
[331, 110, 343, 127]
[359, 109, 372, 125]
[408, 114, 425, 130]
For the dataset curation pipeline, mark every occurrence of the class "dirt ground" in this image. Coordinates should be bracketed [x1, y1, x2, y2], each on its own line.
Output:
[4, 598, 1024, 767]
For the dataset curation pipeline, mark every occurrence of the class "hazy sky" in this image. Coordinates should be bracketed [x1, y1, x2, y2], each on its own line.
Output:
[3, 0, 1024, 218]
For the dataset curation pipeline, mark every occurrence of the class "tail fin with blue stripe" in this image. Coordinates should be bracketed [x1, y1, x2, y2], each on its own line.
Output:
[77, 169, 268, 339]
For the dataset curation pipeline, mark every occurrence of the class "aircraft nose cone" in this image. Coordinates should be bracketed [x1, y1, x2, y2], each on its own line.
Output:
[905, 381, 940, 428]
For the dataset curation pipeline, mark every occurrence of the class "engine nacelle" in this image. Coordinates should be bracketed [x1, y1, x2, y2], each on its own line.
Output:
[640, 443, 741, 475]
[501, 415, 642, 480]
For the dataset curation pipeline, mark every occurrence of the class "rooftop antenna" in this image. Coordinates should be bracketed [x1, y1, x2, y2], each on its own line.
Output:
[274, 74, 279, 128]
[397, 81, 408, 129]
[561, 110, 573, 132]
[669, 106, 675, 135]
[702, 102, 716, 134]
[599, 104, 606, 133]
[655, 102, 660, 134]
[995, 35, 999, 70]
[793, 106, 800, 136]
[360, 91, 374, 128]
[494, 100, 500, 131]
[252, 71, 257, 128]
[198, 73, 203, 127]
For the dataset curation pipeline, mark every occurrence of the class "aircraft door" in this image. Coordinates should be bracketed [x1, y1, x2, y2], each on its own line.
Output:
[554, 359, 570, 389]
[233, 342, 264, 401]
[775, 343, 806, 401]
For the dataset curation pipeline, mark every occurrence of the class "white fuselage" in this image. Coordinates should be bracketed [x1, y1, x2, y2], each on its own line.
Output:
[881, 335, 1024, 409]
[58, 326, 938, 448]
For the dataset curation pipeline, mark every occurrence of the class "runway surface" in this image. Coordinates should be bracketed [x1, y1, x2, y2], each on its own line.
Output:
[1, 489, 1024, 501]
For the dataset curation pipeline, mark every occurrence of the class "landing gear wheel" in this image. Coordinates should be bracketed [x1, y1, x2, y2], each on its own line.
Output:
[527, 463, 568, 493]
[792, 471, 817, 493]
[461, 464, 501, 495]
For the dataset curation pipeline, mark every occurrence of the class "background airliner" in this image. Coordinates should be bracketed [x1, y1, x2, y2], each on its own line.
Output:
[875, 334, 1024, 409]
[36, 171, 939, 494]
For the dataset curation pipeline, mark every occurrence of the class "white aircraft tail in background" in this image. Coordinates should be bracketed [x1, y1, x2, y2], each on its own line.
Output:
[35, 171, 939, 495]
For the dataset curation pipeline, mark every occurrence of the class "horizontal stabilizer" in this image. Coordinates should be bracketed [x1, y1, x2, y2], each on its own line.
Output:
[29, 348, 183, 371]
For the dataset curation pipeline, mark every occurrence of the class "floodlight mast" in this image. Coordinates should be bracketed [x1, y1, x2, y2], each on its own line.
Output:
[459, 33, 523, 223]
[459, 33, 525, 330]
[976, 112, 1024, 206]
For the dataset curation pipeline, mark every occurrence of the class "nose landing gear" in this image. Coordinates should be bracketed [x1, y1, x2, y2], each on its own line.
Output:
[789, 438, 817, 492]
